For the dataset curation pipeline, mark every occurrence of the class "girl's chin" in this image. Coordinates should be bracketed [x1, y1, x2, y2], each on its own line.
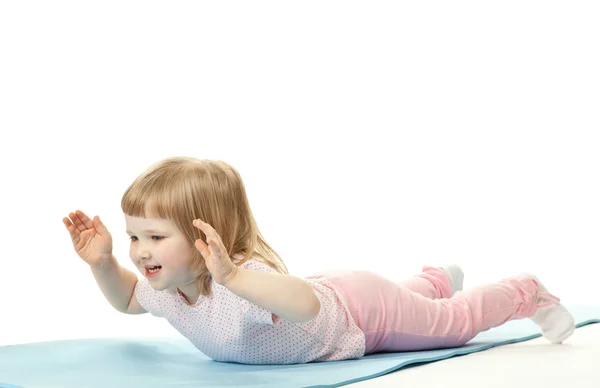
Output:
[149, 283, 167, 291]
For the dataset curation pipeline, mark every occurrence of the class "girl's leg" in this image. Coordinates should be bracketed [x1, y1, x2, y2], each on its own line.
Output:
[324, 270, 573, 354]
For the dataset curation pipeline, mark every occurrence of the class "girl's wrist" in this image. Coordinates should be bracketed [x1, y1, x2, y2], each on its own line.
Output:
[90, 254, 115, 272]
[222, 265, 241, 288]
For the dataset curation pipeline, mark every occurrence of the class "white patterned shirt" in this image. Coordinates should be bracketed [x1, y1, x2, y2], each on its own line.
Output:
[134, 259, 366, 364]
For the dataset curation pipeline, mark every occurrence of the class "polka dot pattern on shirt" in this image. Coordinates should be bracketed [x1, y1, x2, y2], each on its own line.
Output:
[134, 259, 366, 364]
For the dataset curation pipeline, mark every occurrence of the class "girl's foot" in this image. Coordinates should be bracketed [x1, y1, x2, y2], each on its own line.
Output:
[525, 274, 575, 344]
[443, 264, 464, 295]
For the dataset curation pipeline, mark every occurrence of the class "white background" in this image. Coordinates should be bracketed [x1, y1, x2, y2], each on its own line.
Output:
[0, 1, 598, 347]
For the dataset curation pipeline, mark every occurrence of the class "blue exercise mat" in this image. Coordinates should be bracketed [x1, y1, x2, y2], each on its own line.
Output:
[1, 305, 599, 388]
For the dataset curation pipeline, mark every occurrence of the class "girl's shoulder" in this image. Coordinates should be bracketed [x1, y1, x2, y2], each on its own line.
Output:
[232, 254, 278, 273]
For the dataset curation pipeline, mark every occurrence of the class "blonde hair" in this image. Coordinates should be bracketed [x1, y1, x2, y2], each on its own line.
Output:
[121, 156, 288, 295]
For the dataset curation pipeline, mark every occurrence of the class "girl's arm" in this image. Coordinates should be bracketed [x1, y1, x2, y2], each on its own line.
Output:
[91, 255, 147, 315]
[224, 268, 320, 323]
[193, 218, 320, 323]
[63, 211, 146, 315]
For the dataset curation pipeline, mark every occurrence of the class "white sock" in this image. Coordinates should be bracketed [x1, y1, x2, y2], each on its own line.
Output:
[443, 264, 464, 295]
[524, 273, 575, 344]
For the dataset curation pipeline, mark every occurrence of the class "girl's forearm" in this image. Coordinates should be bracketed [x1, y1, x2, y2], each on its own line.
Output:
[90, 255, 138, 313]
[224, 268, 321, 323]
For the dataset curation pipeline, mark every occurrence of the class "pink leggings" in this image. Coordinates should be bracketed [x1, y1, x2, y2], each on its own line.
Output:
[320, 267, 550, 354]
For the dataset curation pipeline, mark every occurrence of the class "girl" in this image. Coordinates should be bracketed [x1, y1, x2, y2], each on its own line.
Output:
[63, 157, 575, 365]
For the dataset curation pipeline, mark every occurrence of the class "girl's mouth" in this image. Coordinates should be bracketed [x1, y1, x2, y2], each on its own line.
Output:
[145, 266, 162, 278]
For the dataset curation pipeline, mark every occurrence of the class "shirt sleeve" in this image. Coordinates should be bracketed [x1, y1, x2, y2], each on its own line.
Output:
[234, 259, 282, 325]
[133, 278, 164, 317]
[236, 261, 343, 341]
[294, 279, 338, 335]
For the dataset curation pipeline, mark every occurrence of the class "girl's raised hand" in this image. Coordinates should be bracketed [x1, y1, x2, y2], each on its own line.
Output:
[63, 210, 113, 268]
[193, 219, 238, 286]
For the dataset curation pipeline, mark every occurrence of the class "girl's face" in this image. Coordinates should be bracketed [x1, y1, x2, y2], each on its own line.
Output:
[125, 214, 198, 293]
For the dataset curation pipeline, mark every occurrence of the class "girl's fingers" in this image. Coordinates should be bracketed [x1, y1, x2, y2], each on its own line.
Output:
[63, 217, 80, 244]
[193, 220, 228, 260]
[192, 219, 208, 234]
[194, 239, 209, 256]
[92, 216, 107, 236]
[193, 221, 214, 244]
[62, 217, 72, 229]
[195, 238, 223, 260]
[70, 212, 85, 231]
[68, 210, 97, 232]
[208, 239, 219, 253]
[209, 240, 228, 263]
[76, 210, 94, 229]
[62, 217, 79, 237]
[71, 212, 92, 232]
[193, 219, 223, 243]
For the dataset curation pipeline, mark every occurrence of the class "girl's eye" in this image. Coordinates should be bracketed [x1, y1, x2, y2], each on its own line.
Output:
[129, 236, 138, 242]
[152, 236, 165, 241]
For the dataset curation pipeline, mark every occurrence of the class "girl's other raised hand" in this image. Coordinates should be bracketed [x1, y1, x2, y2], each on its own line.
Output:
[63, 210, 113, 268]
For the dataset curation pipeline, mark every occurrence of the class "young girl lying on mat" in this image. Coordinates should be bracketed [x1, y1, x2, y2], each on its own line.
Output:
[62, 157, 575, 365]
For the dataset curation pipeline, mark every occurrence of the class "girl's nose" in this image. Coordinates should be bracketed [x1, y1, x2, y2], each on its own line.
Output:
[136, 245, 152, 261]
